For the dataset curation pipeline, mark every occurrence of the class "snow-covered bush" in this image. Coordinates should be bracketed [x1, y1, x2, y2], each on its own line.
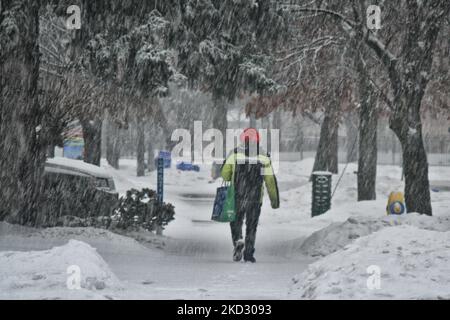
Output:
[113, 188, 175, 233]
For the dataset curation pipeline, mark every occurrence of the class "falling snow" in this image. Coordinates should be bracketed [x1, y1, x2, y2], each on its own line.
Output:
[1, 0, 449, 301]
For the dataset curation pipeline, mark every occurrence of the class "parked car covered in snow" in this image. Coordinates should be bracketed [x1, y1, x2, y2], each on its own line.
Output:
[37, 158, 119, 227]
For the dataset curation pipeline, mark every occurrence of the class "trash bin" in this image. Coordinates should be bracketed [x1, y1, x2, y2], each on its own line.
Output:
[311, 171, 332, 217]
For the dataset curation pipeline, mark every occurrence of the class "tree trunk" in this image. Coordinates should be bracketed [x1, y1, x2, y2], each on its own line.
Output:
[400, 131, 431, 215]
[136, 118, 146, 177]
[391, 134, 397, 165]
[154, 102, 176, 152]
[249, 112, 257, 128]
[344, 113, 358, 163]
[0, 0, 43, 225]
[298, 129, 304, 159]
[110, 139, 121, 169]
[147, 140, 156, 172]
[47, 144, 56, 158]
[212, 96, 227, 156]
[81, 119, 102, 166]
[390, 91, 432, 215]
[312, 104, 339, 176]
[328, 124, 339, 174]
[105, 115, 121, 169]
[261, 115, 271, 151]
[356, 55, 378, 201]
[357, 104, 378, 201]
[387, 64, 433, 215]
[147, 119, 156, 172]
[272, 110, 281, 151]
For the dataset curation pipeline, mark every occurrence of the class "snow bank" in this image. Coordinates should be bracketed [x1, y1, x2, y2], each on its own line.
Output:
[300, 214, 450, 257]
[300, 217, 390, 257]
[290, 225, 450, 299]
[0, 240, 121, 299]
[0, 221, 148, 252]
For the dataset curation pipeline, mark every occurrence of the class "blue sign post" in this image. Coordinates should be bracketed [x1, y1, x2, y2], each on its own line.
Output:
[156, 157, 164, 236]
[157, 157, 164, 204]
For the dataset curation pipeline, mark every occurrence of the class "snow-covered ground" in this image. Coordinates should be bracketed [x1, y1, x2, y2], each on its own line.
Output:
[1, 158, 450, 299]
[290, 225, 450, 300]
[0, 239, 121, 300]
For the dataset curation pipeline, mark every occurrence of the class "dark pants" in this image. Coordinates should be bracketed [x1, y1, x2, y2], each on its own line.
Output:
[230, 200, 262, 259]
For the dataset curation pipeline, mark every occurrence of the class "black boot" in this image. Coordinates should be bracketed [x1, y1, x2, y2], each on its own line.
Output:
[244, 256, 256, 263]
[244, 248, 256, 263]
[233, 239, 245, 262]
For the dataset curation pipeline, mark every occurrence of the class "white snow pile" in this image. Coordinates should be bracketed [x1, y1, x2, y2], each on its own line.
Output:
[300, 214, 450, 257]
[0, 221, 149, 253]
[290, 225, 450, 300]
[0, 240, 122, 300]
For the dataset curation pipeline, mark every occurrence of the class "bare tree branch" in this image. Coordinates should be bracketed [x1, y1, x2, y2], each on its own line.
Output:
[287, 7, 357, 28]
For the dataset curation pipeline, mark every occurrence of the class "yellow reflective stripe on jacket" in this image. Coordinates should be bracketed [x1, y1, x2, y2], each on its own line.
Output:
[220, 153, 280, 208]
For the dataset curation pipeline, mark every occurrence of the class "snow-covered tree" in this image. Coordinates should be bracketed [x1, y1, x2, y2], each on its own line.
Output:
[280, 0, 450, 214]
[174, 0, 287, 148]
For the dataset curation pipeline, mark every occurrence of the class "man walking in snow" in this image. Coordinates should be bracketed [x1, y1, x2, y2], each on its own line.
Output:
[221, 128, 280, 263]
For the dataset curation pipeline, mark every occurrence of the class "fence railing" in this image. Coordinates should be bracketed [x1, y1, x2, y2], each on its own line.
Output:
[284, 134, 450, 166]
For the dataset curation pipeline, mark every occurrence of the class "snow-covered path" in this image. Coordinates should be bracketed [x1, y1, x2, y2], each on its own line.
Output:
[0, 216, 311, 300]
[108, 249, 310, 299]
[99, 159, 313, 299]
